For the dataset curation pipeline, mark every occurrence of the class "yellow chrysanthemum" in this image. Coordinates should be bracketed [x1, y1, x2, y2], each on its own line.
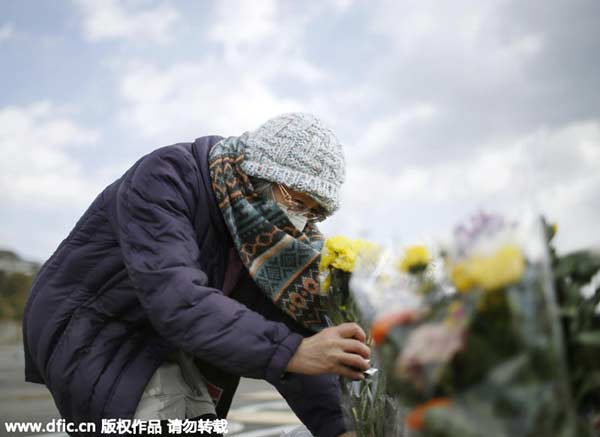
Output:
[450, 244, 526, 292]
[319, 236, 380, 273]
[399, 245, 431, 273]
[450, 263, 475, 291]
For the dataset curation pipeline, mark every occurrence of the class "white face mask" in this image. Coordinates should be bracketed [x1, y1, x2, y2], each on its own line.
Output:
[279, 204, 308, 231]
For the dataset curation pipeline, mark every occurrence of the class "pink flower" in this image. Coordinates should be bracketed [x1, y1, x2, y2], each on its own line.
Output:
[396, 322, 464, 382]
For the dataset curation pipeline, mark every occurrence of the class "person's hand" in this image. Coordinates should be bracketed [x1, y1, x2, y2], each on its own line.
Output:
[285, 322, 371, 380]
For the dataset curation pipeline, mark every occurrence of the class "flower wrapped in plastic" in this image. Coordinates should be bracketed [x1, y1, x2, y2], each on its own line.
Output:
[319, 236, 407, 437]
[319, 236, 382, 325]
[350, 213, 582, 437]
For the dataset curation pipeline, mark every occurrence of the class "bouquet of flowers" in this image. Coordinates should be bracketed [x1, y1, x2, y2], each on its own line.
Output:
[319, 236, 407, 437]
[350, 213, 587, 436]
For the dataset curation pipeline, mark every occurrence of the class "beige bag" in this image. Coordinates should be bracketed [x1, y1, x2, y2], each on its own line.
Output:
[133, 349, 217, 420]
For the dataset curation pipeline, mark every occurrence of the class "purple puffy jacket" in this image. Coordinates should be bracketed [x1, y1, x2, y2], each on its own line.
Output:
[22, 135, 347, 437]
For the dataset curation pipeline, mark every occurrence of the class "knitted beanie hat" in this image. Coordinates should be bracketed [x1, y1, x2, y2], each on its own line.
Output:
[239, 112, 346, 215]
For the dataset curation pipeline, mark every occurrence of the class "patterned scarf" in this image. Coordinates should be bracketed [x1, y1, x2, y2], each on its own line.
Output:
[208, 134, 329, 333]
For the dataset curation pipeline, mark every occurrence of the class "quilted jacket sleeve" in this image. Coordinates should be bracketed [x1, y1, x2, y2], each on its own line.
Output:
[115, 145, 304, 384]
[230, 274, 351, 437]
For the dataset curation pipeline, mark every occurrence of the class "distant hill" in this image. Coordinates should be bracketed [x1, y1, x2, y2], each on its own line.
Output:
[0, 249, 41, 276]
[0, 249, 40, 320]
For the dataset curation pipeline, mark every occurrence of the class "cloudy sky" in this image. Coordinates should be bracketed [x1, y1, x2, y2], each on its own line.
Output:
[1, 0, 599, 263]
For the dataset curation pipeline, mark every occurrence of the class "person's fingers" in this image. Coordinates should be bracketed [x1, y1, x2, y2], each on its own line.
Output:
[335, 322, 367, 342]
[333, 363, 365, 380]
[339, 338, 371, 359]
[337, 352, 371, 372]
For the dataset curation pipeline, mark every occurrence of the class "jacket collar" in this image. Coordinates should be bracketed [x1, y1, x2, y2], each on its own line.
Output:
[191, 135, 227, 236]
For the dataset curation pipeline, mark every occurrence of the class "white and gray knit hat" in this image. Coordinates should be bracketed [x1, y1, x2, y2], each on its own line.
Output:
[239, 112, 346, 215]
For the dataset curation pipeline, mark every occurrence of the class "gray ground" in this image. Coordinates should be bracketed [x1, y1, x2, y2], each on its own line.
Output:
[0, 323, 307, 437]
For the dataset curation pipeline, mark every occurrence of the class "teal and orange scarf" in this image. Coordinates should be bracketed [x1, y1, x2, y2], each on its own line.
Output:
[208, 135, 329, 333]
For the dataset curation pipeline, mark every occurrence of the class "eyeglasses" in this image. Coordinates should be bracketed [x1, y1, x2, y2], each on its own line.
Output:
[271, 184, 327, 222]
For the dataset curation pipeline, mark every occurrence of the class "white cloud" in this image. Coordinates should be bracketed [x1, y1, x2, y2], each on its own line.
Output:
[322, 120, 600, 252]
[116, 59, 303, 144]
[538, 173, 600, 252]
[368, 0, 492, 55]
[366, 0, 547, 112]
[4, 0, 597, 262]
[73, 0, 179, 43]
[210, 0, 278, 62]
[369, 0, 544, 68]
[0, 101, 100, 208]
[114, 2, 330, 144]
[351, 104, 439, 158]
[329, 0, 355, 12]
[0, 23, 14, 42]
[207, 0, 326, 80]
